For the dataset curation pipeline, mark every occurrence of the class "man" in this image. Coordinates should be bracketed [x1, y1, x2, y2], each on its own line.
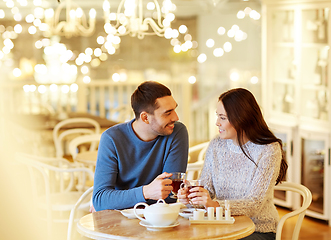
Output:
[92, 81, 189, 211]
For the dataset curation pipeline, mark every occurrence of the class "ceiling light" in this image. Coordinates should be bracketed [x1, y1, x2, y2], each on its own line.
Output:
[44, 0, 96, 38]
[103, 0, 175, 39]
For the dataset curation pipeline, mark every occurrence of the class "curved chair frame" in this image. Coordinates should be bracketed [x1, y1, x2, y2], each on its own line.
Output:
[186, 142, 209, 180]
[16, 153, 94, 240]
[53, 118, 101, 158]
[274, 182, 312, 240]
[68, 133, 102, 160]
[109, 104, 134, 123]
[67, 186, 94, 240]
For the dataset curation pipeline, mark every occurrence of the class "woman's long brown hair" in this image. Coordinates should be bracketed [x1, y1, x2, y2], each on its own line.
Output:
[219, 88, 288, 185]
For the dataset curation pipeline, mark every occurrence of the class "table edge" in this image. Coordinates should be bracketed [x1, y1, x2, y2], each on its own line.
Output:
[77, 221, 132, 240]
[77, 213, 256, 240]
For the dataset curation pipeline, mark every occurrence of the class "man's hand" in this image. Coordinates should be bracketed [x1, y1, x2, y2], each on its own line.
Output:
[143, 172, 173, 200]
[89, 204, 96, 213]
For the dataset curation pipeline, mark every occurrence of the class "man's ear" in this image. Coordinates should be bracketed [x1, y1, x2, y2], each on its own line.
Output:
[140, 112, 149, 124]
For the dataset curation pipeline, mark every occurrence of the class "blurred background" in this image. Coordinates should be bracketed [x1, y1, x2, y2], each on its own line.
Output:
[1, 0, 330, 239]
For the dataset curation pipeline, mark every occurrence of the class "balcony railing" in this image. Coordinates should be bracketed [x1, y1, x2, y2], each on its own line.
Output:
[1, 80, 220, 143]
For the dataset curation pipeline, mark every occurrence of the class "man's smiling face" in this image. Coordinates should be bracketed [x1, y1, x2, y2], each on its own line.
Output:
[147, 95, 179, 137]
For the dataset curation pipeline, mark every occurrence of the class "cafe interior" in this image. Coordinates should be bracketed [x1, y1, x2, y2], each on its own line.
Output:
[0, 0, 331, 239]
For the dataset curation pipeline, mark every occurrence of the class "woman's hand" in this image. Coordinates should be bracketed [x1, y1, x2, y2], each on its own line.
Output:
[187, 186, 220, 209]
[177, 186, 190, 205]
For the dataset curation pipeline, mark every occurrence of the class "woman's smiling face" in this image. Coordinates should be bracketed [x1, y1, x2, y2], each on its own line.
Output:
[215, 101, 238, 142]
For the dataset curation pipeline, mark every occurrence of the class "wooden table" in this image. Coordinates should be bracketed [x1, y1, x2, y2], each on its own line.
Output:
[77, 210, 255, 240]
[75, 150, 98, 167]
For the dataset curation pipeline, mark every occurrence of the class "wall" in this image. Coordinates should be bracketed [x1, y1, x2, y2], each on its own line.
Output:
[196, 2, 262, 103]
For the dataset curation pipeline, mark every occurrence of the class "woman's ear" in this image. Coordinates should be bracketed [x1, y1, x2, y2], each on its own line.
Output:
[140, 112, 149, 124]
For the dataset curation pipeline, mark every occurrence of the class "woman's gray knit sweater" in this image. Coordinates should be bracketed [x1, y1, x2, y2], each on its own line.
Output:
[200, 136, 282, 233]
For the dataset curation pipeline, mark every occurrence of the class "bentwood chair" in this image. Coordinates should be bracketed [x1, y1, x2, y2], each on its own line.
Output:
[16, 153, 94, 240]
[109, 104, 134, 123]
[67, 186, 94, 240]
[53, 118, 100, 159]
[68, 133, 102, 161]
[186, 141, 209, 180]
[68, 133, 101, 190]
[274, 182, 312, 240]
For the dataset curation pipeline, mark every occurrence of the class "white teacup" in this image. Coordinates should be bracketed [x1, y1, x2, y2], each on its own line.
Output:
[134, 199, 180, 226]
[193, 209, 205, 220]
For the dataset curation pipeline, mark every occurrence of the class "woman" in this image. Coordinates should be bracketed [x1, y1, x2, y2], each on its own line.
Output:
[178, 88, 287, 240]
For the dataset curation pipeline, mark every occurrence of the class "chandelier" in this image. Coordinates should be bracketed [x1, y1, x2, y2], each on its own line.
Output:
[34, 36, 77, 84]
[103, 0, 176, 39]
[44, 0, 96, 38]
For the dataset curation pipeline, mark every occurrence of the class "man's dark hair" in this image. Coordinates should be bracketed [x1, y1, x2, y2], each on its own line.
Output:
[131, 81, 172, 119]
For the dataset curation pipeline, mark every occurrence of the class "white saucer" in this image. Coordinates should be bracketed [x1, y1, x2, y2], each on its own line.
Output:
[179, 208, 194, 219]
[120, 209, 144, 219]
[139, 221, 180, 231]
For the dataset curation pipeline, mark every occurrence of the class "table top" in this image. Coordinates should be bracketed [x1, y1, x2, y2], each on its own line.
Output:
[77, 210, 255, 240]
[75, 150, 98, 165]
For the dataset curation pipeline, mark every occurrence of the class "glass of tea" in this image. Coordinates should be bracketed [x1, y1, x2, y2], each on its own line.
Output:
[187, 180, 204, 190]
[170, 172, 186, 199]
[181, 179, 204, 209]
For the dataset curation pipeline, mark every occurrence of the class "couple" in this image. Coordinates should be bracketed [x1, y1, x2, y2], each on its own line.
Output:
[92, 81, 287, 240]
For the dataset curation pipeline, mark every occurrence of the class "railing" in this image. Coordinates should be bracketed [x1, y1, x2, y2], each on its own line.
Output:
[76, 81, 137, 122]
[0, 80, 191, 128]
[1, 79, 225, 143]
[79, 80, 193, 124]
[189, 84, 228, 143]
[1, 81, 79, 116]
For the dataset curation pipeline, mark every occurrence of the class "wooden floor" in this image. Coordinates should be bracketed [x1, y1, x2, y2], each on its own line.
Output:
[278, 207, 331, 240]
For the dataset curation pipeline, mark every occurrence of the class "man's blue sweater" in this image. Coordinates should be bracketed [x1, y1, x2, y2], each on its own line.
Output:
[92, 119, 189, 210]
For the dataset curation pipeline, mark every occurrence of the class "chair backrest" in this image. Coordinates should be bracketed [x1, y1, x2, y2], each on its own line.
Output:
[109, 104, 134, 123]
[53, 118, 101, 158]
[186, 142, 209, 180]
[16, 153, 94, 239]
[67, 186, 94, 240]
[274, 182, 312, 240]
[68, 133, 102, 160]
